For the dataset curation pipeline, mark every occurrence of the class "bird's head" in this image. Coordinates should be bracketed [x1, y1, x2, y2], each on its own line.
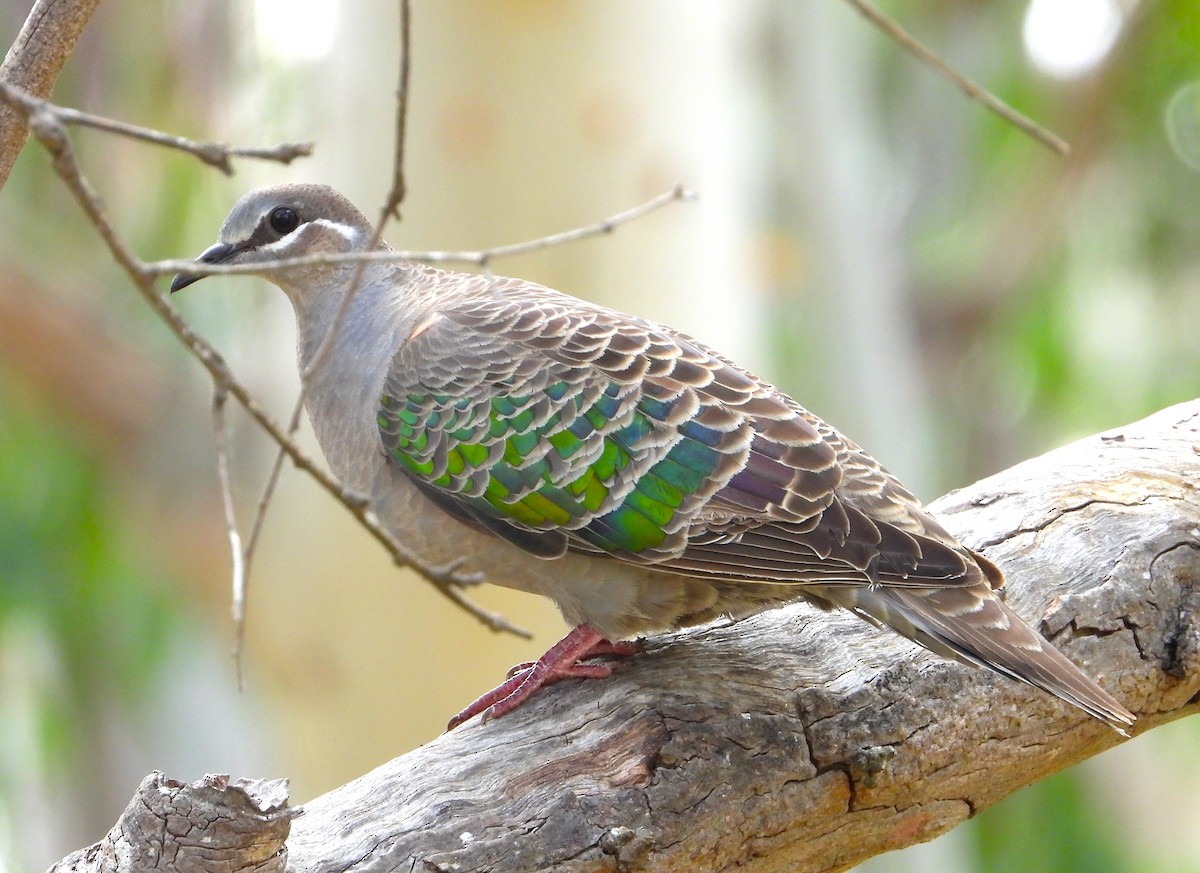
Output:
[170, 184, 376, 296]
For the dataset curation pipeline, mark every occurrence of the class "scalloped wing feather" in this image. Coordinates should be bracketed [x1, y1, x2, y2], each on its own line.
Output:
[377, 278, 988, 591]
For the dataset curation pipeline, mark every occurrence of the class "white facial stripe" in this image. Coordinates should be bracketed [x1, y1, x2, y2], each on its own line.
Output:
[313, 218, 362, 245]
[255, 217, 362, 254]
[258, 236, 291, 255]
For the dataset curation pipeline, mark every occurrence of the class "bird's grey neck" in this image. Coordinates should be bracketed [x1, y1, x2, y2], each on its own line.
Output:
[285, 264, 425, 491]
[291, 264, 419, 376]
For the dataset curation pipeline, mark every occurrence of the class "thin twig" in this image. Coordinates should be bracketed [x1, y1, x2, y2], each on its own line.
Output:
[0, 81, 312, 172]
[143, 184, 697, 280]
[843, 0, 1069, 156]
[300, 0, 414, 390]
[438, 583, 536, 640]
[211, 387, 248, 689]
[61, 106, 314, 173]
[475, 183, 697, 267]
[241, 441, 286, 577]
[386, 0, 411, 221]
[237, 0, 417, 671]
[9, 90, 524, 640]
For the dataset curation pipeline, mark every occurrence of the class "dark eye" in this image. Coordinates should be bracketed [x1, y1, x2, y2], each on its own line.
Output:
[269, 206, 299, 235]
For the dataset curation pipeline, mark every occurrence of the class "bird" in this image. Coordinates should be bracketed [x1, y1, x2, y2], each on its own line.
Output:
[171, 183, 1135, 733]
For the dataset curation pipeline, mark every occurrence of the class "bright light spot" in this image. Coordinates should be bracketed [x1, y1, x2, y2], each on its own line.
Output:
[1023, 0, 1124, 79]
[1165, 82, 1200, 172]
[254, 0, 340, 63]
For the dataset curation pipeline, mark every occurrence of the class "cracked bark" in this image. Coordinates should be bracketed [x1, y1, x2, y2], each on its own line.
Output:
[53, 400, 1200, 873]
[47, 773, 292, 873]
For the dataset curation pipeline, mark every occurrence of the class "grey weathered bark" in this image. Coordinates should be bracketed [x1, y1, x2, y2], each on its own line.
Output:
[47, 773, 291, 873]
[51, 400, 1200, 873]
[0, 0, 103, 189]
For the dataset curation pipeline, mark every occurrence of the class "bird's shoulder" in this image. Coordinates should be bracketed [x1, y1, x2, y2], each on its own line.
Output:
[393, 273, 673, 378]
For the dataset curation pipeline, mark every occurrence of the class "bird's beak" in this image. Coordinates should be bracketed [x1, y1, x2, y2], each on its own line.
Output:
[169, 241, 239, 293]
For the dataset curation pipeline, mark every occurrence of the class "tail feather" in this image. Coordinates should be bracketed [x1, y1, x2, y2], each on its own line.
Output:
[820, 582, 1136, 733]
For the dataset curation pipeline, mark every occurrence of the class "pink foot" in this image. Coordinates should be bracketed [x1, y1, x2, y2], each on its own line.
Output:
[446, 625, 641, 730]
[503, 637, 640, 678]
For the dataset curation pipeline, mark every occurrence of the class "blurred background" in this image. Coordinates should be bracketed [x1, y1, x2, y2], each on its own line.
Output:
[1, 0, 1198, 870]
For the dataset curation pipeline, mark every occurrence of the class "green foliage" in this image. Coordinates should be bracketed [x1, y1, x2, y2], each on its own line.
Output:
[972, 771, 1124, 873]
[0, 383, 179, 793]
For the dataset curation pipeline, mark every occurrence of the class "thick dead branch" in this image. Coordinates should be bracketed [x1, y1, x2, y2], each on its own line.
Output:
[47, 773, 291, 873]
[53, 400, 1200, 872]
[0, 0, 102, 188]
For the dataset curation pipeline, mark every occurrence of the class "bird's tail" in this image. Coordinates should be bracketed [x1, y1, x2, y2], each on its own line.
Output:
[819, 578, 1136, 733]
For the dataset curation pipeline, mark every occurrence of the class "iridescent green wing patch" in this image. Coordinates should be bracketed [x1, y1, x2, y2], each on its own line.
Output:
[379, 372, 733, 558]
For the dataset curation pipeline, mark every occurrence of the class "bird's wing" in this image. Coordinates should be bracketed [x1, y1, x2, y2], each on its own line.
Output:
[378, 279, 981, 589]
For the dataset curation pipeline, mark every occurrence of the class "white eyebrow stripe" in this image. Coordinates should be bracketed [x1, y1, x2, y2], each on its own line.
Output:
[256, 218, 362, 254]
[312, 218, 361, 244]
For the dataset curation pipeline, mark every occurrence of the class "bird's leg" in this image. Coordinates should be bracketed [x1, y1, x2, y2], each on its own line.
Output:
[447, 624, 641, 730]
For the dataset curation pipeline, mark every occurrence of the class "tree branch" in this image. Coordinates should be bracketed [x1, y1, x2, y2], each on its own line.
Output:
[141, 183, 697, 279]
[0, 0, 102, 189]
[52, 400, 1200, 872]
[47, 773, 291, 873]
[43, 101, 312, 173]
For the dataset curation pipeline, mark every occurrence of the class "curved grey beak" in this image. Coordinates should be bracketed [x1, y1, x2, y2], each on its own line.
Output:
[170, 241, 238, 293]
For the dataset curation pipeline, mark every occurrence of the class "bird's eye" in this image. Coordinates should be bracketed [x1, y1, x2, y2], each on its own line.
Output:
[269, 206, 300, 235]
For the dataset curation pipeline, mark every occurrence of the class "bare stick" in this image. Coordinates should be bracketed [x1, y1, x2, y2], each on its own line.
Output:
[144, 184, 697, 280]
[300, 0, 414, 389]
[0, 0, 103, 189]
[843, 0, 1070, 156]
[241, 442, 286, 580]
[10, 92, 525, 640]
[212, 387, 249, 690]
[476, 183, 697, 267]
[386, 0, 412, 221]
[57, 104, 313, 173]
[0, 82, 312, 172]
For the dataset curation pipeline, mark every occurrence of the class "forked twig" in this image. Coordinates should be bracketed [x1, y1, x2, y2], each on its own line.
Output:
[232, 1, 700, 664]
[386, 0, 412, 220]
[0, 25, 697, 663]
[241, 0, 420, 618]
[238, 0, 416, 669]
